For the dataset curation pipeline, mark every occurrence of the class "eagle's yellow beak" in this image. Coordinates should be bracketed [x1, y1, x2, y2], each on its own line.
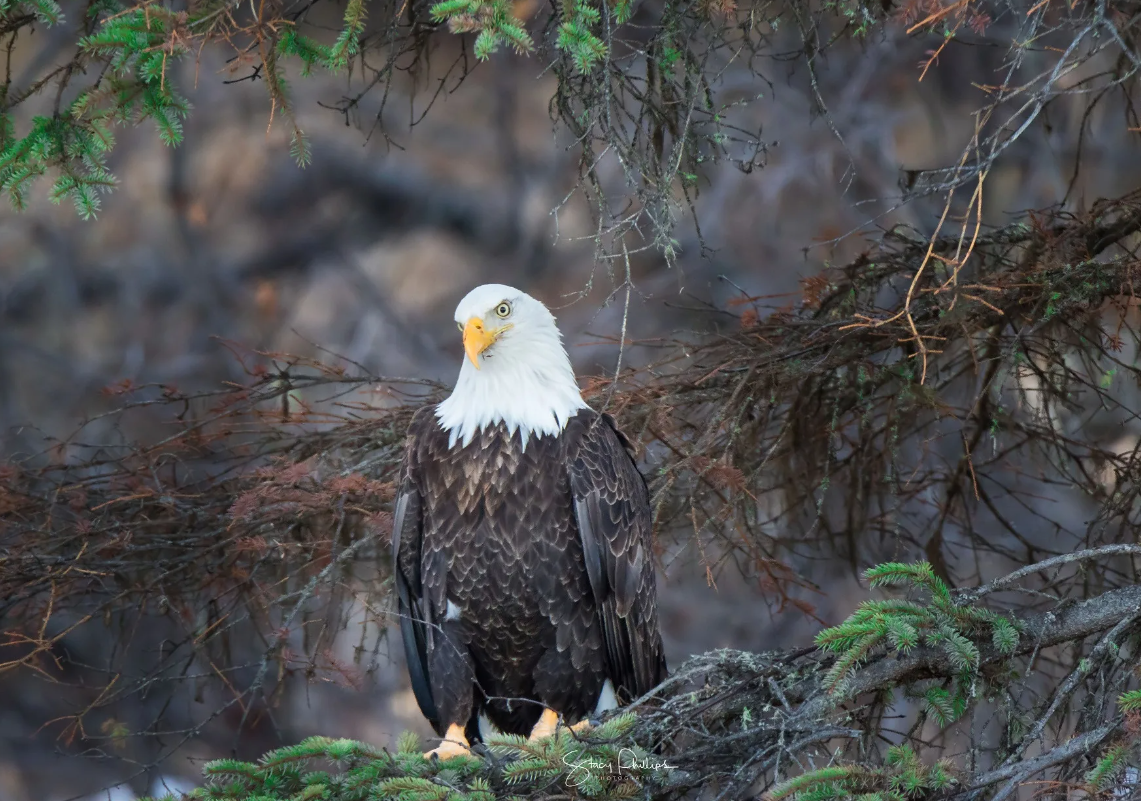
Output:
[462, 316, 509, 369]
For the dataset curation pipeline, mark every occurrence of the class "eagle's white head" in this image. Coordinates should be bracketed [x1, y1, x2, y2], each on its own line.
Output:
[434, 283, 588, 449]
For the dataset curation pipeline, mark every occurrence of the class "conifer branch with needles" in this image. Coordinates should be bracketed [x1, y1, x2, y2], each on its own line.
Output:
[131, 557, 1141, 801]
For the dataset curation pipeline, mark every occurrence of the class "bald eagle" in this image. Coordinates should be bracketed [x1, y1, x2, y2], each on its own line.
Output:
[392, 284, 667, 759]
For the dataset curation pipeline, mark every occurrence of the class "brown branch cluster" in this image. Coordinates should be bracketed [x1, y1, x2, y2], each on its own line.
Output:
[0, 190, 1137, 783]
[625, 574, 1141, 800]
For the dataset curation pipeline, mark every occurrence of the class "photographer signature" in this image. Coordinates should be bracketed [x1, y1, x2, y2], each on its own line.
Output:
[562, 749, 675, 787]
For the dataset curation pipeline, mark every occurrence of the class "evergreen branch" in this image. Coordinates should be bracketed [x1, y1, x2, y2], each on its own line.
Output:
[802, 583, 1141, 717]
[813, 561, 1016, 700]
[130, 573, 1141, 801]
[1119, 690, 1141, 712]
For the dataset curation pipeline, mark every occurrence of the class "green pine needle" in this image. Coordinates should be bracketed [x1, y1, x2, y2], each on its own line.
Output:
[328, 0, 367, 71]
[396, 731, 422, 755]
[1118, 689, 1141, 712]
[1085, 744, 1129, 791]
[816, 561, 1016, 707]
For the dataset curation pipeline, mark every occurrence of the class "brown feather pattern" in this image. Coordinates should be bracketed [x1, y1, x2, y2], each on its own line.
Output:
[392, 406, 667, 739]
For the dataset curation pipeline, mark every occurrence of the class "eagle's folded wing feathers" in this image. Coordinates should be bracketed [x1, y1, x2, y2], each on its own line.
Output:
[569, 415, 666, 702]
[392, 422, 440, 732]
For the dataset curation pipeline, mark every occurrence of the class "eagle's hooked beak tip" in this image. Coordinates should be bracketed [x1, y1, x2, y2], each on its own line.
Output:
[463, 316, 492, 370]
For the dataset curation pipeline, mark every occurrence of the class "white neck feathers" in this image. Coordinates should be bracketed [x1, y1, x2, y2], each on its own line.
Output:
[434, 324, 587, 450]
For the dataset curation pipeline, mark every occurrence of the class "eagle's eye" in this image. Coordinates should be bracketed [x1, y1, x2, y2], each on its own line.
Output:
[495, 302, 512, 318]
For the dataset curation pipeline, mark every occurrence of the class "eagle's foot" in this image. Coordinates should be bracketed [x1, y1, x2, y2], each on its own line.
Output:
[528, 708, 560, 741]
[569, 718, 593, 735]
[424, 724, 471, 760]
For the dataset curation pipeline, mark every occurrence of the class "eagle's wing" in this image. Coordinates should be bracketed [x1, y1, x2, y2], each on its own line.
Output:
[569, 413, 667, 701]
[392, 411, 440, 732]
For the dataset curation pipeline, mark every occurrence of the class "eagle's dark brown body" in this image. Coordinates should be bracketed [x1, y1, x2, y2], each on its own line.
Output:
[392, 406, 666, 740]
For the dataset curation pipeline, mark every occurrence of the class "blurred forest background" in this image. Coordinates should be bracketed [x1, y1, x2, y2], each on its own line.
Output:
[0, 1, 1139, 800]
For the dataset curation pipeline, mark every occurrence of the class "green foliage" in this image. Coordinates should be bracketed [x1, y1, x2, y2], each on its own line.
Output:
[1085, 744, 1132, 792]
[815, 562, 1021, 716]
[0, 0, 702, 219]
[0, 4, 197, 217]
[77, 7, 192, 146]
[429, 0, 619, 71]
[556, 0, 608, 73]
[770, 745, 955, 801]
[276, 28, 336, 77]
[0, 0, 367, 217]
[429, 0, 535, 60]
[138, 715, 661, 801]
[0, 0, 62, 24]
[0, 113, 117, 218]
[275, 0, 367, 75]
[1119, 689, 1141, 712]
[822, 0, 881, 37]
[329, 0, 368, 71]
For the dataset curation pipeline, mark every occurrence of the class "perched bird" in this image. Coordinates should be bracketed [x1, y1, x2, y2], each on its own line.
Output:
[392, 283, 667, 759]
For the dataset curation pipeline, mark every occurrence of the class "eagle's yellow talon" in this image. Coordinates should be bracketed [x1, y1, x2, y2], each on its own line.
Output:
[424, 723, 471, 760]
[569, 718, 593, 734]
[528, 708, 560, 741]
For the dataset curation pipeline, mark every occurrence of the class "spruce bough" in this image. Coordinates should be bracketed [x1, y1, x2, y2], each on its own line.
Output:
[135, 561, 1140, 801]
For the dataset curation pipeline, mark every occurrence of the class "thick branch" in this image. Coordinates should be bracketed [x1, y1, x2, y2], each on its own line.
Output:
[958, 721, 1117, 801]
[803, 584, 1141, 719]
